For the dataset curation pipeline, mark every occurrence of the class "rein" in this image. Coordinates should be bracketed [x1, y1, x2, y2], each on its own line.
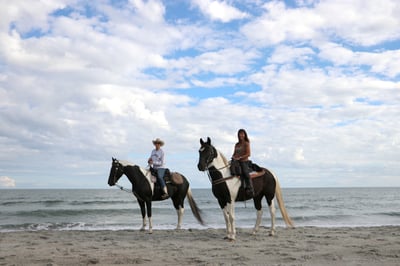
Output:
[111, 161, 151, 202]
[205, 162, 238, 186]
[114, 183, 132, 193]
[111, 161, 135, 195]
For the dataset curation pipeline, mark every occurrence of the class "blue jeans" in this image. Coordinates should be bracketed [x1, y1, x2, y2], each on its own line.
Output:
[156, 168, 166, 188]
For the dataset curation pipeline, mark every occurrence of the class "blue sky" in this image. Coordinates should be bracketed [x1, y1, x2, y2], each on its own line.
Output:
[0, 0, 399, 189]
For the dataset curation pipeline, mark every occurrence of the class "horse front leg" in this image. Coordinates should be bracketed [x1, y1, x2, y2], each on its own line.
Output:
[146, 200, 153, 234]
[222, 203, 235, 241]
[229, 203, 236, 241]
[222, 206, 231, 239]
[138, 200, 147, 231]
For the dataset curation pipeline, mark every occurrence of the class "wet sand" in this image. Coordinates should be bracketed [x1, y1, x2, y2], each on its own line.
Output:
[1, 226, 399, 265]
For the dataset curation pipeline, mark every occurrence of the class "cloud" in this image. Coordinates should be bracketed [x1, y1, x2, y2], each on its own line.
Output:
[0, 176, 16, 187]
[192, 0, 249, 22]
[0, 0, 399, 189]
[241, 0, 400, 47]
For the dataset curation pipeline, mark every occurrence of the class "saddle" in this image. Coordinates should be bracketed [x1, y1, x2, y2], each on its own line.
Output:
[149, 167, 183, 185]
[230, 160, 265, 179]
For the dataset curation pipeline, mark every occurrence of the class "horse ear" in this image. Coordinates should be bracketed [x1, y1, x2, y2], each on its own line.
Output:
[207, 137, 211, 145]
[200, 138, 204, 145]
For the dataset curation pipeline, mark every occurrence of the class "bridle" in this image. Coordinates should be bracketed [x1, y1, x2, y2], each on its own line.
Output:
[112, 160, 120, 185]
[111, 160, 131, 193]
[201, 145, 236, 185]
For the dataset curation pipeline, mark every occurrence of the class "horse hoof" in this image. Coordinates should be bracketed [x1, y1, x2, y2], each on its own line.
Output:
[269, 231, 275, 236]
[224, 236, 235, 242]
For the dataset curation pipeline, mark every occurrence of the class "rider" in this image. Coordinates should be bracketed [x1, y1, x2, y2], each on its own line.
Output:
[232, 129, 254, 197]
[148, 138, 169, 199]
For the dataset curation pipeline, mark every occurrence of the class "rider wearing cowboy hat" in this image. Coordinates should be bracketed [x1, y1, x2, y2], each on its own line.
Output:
[148, 138, 169, 199]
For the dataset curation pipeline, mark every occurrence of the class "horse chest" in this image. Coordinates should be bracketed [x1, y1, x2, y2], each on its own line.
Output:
[212, 183, 232, 208]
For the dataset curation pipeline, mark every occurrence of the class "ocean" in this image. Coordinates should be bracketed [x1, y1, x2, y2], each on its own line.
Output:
[1, 187, 399, 232]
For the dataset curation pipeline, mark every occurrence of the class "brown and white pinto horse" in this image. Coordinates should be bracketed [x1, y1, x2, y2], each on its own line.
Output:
[108, 158, 204, 233]
[197, 137, 294, 240]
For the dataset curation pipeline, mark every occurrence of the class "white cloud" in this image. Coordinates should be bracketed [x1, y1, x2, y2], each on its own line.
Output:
[0, 1, 399, 189]
[316, 0, 400, 46]
[268, 45, 315, 65]
[241, 0, 400, 47]
[241, 1, 323, 45]
[0, 176, 16, 187]
[192, 0, 249, 22]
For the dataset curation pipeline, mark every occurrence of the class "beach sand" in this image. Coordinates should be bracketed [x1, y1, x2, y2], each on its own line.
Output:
[1, 226, 399, 265]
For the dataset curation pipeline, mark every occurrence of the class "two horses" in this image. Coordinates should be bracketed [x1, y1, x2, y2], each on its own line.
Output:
[197, 137, 294, 240]
[108, 138, 293, 239]
[108, 158, 204, 233]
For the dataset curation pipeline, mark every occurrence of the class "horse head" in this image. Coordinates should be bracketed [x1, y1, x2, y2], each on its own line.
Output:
[108, 157, 124, 186]
[197, 137, 217, 171]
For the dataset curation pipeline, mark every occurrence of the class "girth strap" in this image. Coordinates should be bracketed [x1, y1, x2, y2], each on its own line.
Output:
[212, 175, 239, 185]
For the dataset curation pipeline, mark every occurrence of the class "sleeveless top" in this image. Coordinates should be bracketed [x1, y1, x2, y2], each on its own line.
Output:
[233, 141, 250, 161]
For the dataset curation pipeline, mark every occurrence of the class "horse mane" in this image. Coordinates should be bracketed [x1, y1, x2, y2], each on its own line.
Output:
[118, 160, 135, 167]
[217, 150, 229, 165]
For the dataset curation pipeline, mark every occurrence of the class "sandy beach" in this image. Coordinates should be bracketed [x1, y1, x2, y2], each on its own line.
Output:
[1, 226, 399, 265]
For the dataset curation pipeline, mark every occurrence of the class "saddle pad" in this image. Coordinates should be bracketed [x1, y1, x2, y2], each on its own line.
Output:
[250, 170, 265, 179]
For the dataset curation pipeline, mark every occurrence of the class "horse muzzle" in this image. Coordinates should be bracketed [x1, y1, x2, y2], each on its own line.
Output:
[197, 163, 206, 171]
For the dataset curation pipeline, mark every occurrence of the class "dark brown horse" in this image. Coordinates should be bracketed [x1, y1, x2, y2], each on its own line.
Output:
[108, 158, 204, 233]
[197, 138, 294, 240]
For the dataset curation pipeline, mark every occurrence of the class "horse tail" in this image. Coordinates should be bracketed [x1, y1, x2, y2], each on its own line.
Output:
[186, 188, 205, 225]
[274, 177, 295, 228]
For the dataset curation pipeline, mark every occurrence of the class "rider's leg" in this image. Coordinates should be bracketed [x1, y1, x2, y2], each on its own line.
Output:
[240, 161, 254, 196]
[157, 168, 169, 199]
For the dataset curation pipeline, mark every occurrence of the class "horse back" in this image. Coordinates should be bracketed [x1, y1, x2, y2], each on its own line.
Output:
[254, 167, 276, 197]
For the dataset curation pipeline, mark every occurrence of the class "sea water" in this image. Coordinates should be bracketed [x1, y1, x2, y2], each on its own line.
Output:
[1, 187, 399, 232]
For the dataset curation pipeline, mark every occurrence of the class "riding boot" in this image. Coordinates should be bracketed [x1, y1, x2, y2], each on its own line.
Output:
[161, 186, 169, 199]
[245, 177, 254, 197]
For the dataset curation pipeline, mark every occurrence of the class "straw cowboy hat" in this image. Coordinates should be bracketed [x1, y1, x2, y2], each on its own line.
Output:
[152, 138, 164, 146]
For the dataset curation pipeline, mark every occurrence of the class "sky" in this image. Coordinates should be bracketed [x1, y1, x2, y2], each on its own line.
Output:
[0, 0, 399, 189]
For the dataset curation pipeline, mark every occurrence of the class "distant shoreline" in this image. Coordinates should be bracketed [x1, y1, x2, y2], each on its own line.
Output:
[1, 226, 399, 265]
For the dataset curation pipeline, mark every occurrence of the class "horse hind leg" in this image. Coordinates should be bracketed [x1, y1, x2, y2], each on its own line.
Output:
[252, 197, 263, 235]
[230, 203, 236, 241]
[252, 209, 263, 235]
[176, 207, 184, 230]
[268, 200, 276, 236]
